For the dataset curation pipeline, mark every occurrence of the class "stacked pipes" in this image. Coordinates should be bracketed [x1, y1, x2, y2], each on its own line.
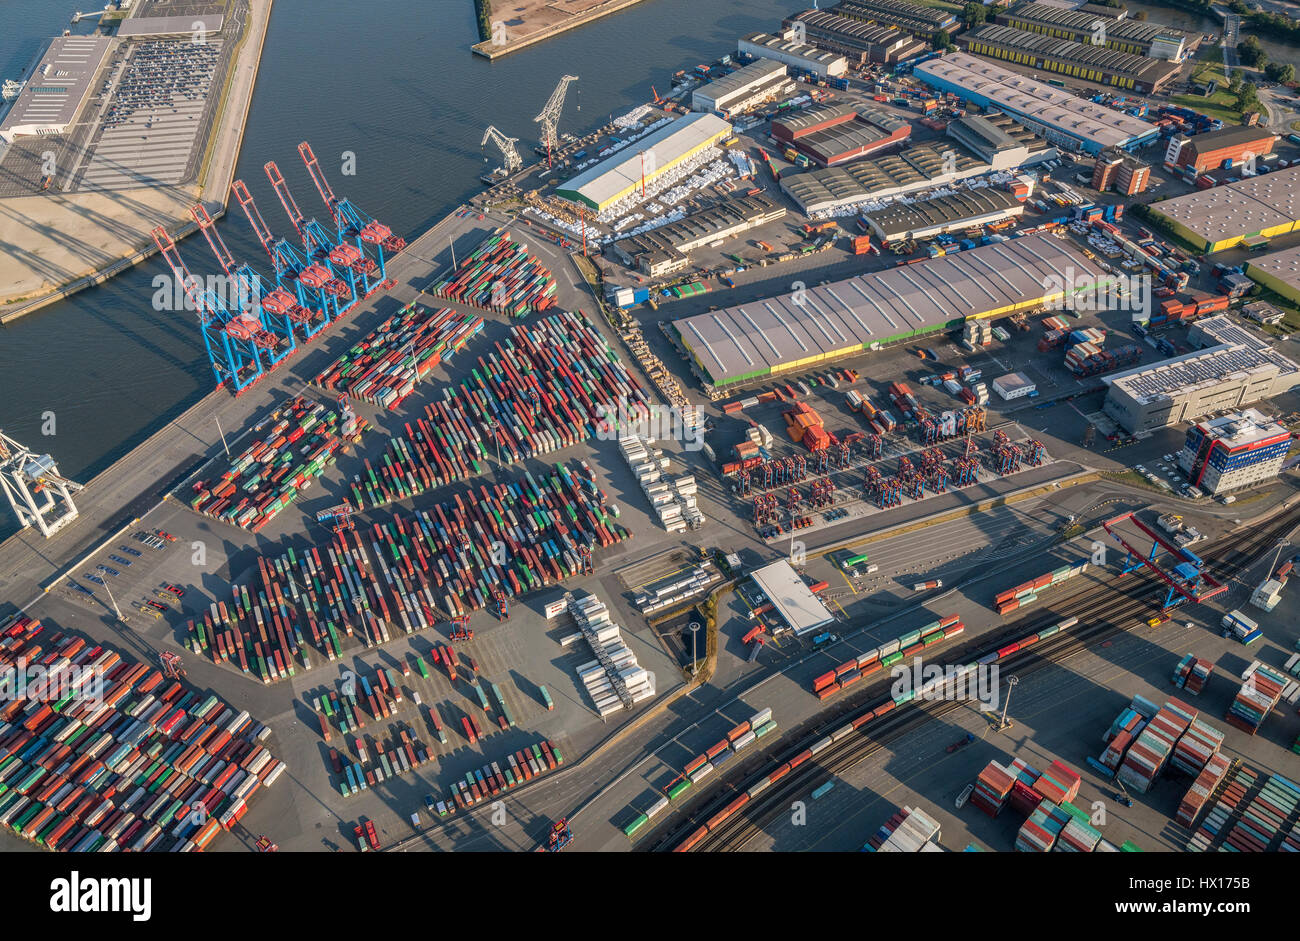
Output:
[352, 310, 649, 508]
[312, 304, 484, 410]
[428, 232, 558, 317]
[189, 396, 367, 533]
[186, 461, 631, 681]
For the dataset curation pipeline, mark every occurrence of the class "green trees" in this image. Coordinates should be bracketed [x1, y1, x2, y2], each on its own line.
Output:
[1265, 62, 1295, 83]
[475, 0, 493, 42]
[962, 3, 987, 28]
[1236, 35, 1267, 69]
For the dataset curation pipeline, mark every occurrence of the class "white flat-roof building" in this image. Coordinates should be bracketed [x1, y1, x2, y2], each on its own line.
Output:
[750, 560, 834, 636]
[691, 59, 795, 116]
[738, 32, 848, 79]
[0, 35, 112, 143]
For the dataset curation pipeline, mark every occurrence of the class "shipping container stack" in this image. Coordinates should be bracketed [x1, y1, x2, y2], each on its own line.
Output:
[970, 760, 1015, 817]
[1218, 773, 1300, 851]
[188, 461, 632, 681]
[1176, 752, 1234, 828]
[1171, 654, 1214, 694]
[1031, 759, 1082, 806]
[351, 310, 649, 508]
[1185, 764, 1257, 851]
[809, 615, 962, 699]
[189, 396, 367, 533]
[861, 805, 943, 851]
[446, 740, 564, 811]
[993, 559, 1088, 615]
[1225, 662, 1288, 736]
[1116, 699, 1194, 794]
[428, 232, 558, 317]
[1016, 800, 1071, 851]
[1169, 716, 1225, 777]
[312, 304, 484, 410]
[0, 616, 284, 852]
[567, 592, 656, 717]
[619, 434, 705, 532]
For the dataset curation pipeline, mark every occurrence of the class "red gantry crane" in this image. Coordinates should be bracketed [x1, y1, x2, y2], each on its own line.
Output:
[1102, 512, 1227, 610]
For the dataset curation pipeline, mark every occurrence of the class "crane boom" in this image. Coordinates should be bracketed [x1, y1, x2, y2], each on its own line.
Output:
[189, 204, 236, 275]
[534, 74, 579, 159]
[264, 161, 306, 239]
[297, 141, 337, 215]
[480, 125, 522, 174]
[231, 180, 276, 259]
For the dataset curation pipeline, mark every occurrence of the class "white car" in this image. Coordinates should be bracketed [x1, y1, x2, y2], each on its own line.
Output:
[1163, 454, 1175, 462]
[1134, 465, 1146, 473]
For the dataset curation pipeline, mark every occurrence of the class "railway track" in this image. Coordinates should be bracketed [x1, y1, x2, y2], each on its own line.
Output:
[649, 506, 1300, 852]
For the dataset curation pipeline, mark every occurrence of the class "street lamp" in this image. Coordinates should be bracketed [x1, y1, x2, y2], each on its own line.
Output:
[100, 579, 125, 623]
[689, 621, 701, 677]
[997, 675, 1019, 731]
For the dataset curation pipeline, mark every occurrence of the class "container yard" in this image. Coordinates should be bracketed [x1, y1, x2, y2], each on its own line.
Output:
[428, 232, 559, 317]
[187, 396, 369, 533]
[343, 310, 649, 507]
[0, 616, 284, 852]
[185, 459, 632, 682]
[6, 0, 1300, 878]
[312, 304, 485, 409]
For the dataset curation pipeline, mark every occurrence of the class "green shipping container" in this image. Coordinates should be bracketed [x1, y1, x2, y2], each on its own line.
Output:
[624, 813, 649, 838]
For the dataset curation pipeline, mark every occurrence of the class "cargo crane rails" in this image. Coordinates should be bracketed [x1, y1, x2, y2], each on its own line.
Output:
[0, 431, 83, 538]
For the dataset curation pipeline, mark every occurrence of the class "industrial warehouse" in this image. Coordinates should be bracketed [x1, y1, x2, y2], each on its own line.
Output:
[771, 102, 912, 166]
[995, 2, 1194, 59]
[960, 25, 1182, 94]
[673, 233, 1110, 387]
[555, 113, 732, 212]
[780, 113, 1045, 216]
[1103, 316, 1300, 432]
[1244, 245, 1300, 307]
[783, 9, 928, 65]
[0, 35, 111, 143]
[738, 32, 848, 79]
[1163, 125, 1278, 175]
[861, 188, 1025, 243]
[915, 54, 1159, 153]
[607, 193, 787, 275]
[1147, 165, 1300, 253]
[832, 0, 961, 39]
[690, 58, 796, 116]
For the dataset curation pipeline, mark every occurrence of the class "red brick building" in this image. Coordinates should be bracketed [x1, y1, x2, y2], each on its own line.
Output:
[1163, 126, 1277, 174]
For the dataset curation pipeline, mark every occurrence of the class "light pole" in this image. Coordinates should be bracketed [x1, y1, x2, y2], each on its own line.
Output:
[997, 675, 1019, 731]
[215, 415, 230, 459]
[689, 621, 701, 677]
[101, 579, 125, 623]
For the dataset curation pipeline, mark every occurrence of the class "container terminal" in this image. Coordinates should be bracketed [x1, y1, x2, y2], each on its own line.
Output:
[2, 0, 1300, 869]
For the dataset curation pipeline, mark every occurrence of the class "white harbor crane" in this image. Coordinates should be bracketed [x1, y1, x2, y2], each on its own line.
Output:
[0, 431, 83, 538]
[533, 74, 579, 166]
[480, 125, 522, 175]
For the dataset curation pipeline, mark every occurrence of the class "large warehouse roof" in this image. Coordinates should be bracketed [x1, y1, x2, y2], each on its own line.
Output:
[915, 53, 1156, 150]
[1245, 244, 1300, 295]
[1149, 165, 1300, 247]
[555, 113, 731, 210]
[864, 188, 1024, 240]
[0, 35, 111, 143]
[999, 2, 1190, 45]
[964, 25, 1180, 89]
[750, 561, 834, 636]
[675, 233, 1108, 385]
[780, 133, 1001, 215]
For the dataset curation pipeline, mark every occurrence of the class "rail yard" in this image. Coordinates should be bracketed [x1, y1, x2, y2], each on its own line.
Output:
[2, 0, 1300, 895]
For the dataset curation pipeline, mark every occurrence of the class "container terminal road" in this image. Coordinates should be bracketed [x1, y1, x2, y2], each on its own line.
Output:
[1, 0, 1300, 870]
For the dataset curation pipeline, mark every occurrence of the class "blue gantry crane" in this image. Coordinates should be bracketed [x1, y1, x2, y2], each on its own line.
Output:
[298, 141, 403, 294]
[1103, 512, 1228, 610]
[230, 178, 338, 334]
[264, 160, 361, 317]
[189, 204, 297, 361]
[151, 225, 278, 393]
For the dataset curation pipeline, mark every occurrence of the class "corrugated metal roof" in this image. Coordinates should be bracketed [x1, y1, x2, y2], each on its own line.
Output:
[915, 53, 1155, 150]
[964, 25, 1179, 86]
[675, 233, 1107, 384]
[556, 113, 732, 209]
[1150, 165, 1300, 245]
[865, 188, 1023, 239]
[1245, 244, 1300, 294]
[0, 35, 112, 141]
